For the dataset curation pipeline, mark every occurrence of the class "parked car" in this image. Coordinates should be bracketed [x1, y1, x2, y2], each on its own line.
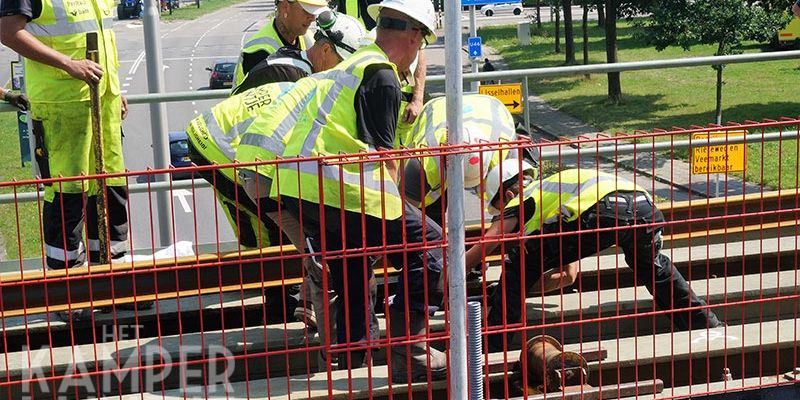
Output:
[169, 131, 192, 179]
[206, 61, 236, 89]
[117, 0, 142, 19]
[480, 2, 523, 16]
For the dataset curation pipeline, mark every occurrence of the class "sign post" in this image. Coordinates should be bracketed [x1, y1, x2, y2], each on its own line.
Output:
[691, 131, 747, 197]
[479, 83, 523, 114]
[11, 61, 30, 167]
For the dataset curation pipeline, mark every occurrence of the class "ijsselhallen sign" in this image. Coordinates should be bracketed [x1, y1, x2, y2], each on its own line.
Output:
[479, 83, 523, 114]
[691, 131, 746, 174]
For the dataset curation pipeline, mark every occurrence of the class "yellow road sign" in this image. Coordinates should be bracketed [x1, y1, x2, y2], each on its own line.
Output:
[479, 83, 523, 114]
[691, 131, 746, 174]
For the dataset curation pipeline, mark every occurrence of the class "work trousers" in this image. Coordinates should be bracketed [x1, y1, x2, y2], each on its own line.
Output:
[282, 198, 444, 345]
[32, 96, 128, 269]
[487, 191, 721, 350]
[188, 143, 282, 248]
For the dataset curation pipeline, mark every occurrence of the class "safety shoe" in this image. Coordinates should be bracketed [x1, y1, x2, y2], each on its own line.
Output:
[294, 302, 317, 331]
[389, 309, 447, 383]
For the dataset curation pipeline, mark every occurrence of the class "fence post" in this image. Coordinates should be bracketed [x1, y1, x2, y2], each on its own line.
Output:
[445, 0, 468, 398]
[143, 0, 175, 247]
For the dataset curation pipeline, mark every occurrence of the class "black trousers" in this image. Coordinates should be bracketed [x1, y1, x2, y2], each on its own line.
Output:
[282, 197, 444, 345]
[487, 191, 721, 350]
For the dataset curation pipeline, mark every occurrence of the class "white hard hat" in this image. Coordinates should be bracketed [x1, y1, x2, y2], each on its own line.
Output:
[316, 11, 368, 59]
[366, 0, 437, 44]
[462, 125, 493, 189]
[484, 159, 536, 216]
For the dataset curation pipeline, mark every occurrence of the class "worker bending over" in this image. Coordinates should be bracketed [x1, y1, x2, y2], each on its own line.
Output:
[232, 0, 328, 90]
[185, 13, 368, 361]
[477, 161, 724, 352]
[400, 94, 516, 225]
[236, 0, 444, 383]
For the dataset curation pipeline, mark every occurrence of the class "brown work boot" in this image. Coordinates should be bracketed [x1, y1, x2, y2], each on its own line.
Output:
[389, 309, 447, 383]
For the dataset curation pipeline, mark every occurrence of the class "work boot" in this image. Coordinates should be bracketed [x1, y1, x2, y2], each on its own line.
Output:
[389, 309, 447, 383]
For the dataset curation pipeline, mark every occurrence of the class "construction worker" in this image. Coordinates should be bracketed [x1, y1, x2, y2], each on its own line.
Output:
[1, 1, 130, 279]
[400, 94, 517, 225]
[236, 0, 443, 382]
[232, 0, 328, 90]
[0, 87, 29, 111]
[234, 10, 366, 94]
[188, 11, 367, 367]
[186, 12, 367, 337]
[478, 161, 724, 352]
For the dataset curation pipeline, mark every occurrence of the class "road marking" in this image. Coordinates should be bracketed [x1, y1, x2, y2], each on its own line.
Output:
[125, 76, 133, 81]
[172, 189, 194, 213]
[122, 83, 130, 87]
[121, 90, 128, 94]
[129, 51, 145, 75]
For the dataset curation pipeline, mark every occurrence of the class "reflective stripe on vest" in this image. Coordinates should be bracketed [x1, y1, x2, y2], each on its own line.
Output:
[267, 55, 313, 75]
[519, 170, 647, 234]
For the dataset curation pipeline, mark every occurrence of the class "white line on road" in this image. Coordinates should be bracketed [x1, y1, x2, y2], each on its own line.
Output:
[172, 189, 194, 213]
[125, 76, 133, 81]
[128, 51, 145, 75]
[123, 83, 130, 87]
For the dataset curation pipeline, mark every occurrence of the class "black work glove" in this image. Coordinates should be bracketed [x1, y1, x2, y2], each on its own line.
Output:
[3, 91, 29, 111]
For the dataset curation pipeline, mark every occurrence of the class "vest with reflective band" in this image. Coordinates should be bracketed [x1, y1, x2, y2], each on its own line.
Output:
[403, 94, 516, 207]
[186, 82, 292, 181]
[25, 0, 119, 103]
[241, 45, 402, 219]
[233, 21, 311, 87]
[509, 169, 649, 235]
[343, 0, 365, 28]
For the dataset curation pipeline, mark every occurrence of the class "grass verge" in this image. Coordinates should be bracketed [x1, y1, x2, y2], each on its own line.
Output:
[480, 20, 800, 189]
[0, 112, 43, 260]
[160, 0, 253, 21]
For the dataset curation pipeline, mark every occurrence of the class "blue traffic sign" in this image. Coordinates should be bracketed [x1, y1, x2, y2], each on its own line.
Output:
[468, 36, 482, 58]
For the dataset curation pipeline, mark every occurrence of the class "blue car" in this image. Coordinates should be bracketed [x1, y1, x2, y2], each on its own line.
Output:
[169, 131, 192, 179]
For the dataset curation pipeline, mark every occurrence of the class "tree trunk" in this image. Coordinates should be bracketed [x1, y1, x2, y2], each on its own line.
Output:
[536, 0, 542, 30]
[596, 1, 605, 28]
[562, 0, 575, 64]
[582, 2, 590, 78]
[605, 0, 621, 103]
[555, 5, 561, 53]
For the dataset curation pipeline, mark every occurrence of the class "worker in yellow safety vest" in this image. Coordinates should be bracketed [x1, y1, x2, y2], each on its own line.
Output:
[475, 161, 725, 352]
[232, 0, 328, 90]
[185, 11, 368, 368]
[235, 0, 443, 383]
[0, 2, 130, 285]
[400, 94, 517, 225]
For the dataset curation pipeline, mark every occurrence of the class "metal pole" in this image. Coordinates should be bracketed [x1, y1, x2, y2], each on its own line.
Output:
[445, 0, 468, 398]
[523, 76, 530, 131]
[469, 6, 479, 92]
[143, 0, 174, 247]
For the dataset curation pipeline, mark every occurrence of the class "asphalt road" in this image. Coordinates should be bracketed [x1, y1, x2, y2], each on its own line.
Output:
[0, 1, 586, 252]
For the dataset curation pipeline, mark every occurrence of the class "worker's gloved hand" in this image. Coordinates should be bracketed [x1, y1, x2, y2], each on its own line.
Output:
[3, 91, 29, 111]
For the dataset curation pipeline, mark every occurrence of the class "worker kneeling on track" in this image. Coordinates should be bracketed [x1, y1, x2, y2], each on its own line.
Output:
[236, 0, 445, 383]
[185, 12, 369, 367]
[476, 160, 724, 352]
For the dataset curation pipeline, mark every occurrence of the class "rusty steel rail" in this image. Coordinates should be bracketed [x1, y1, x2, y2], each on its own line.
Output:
[1, 189, 799, 316]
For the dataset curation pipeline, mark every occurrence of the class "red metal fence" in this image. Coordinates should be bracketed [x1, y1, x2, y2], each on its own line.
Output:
[0, 119, 799, 399]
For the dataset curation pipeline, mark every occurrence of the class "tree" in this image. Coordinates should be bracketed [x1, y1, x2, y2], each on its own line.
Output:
[582, 1, 590, 77]
[596, 0, 604, 27]
[536, 0, 543, 30]
[637, 0, 788, 122]
[562, 0, 576, 64]
[604, 0, 621, 103]
[554, 3, 561, 53]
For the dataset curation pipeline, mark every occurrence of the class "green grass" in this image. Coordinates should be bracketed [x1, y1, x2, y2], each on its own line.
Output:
[0, 112, 43, 259]
[480, 21, 800, 189]
[160, 0, 251, 21]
